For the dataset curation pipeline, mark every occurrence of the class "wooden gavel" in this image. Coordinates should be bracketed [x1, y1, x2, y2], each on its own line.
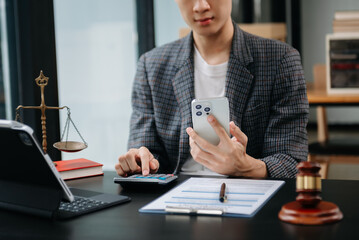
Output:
[278, 161, 343, 225]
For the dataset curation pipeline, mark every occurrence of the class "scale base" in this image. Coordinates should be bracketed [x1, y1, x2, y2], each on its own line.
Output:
[278, 201, 343, 225]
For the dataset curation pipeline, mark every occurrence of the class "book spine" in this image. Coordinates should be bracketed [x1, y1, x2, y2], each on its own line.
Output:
[335, 11, 359, 20]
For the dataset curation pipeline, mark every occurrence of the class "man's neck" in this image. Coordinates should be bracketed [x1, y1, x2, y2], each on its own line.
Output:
[193, 19, 234, 65]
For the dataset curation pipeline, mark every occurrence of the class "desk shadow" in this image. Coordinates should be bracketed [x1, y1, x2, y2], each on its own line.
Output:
[0, 209, 74, 239]
[280, 221, 340, 240]
[165, 215, 250, 240]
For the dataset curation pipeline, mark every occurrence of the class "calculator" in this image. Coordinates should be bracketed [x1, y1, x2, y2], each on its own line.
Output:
[113, 174, 178, 186]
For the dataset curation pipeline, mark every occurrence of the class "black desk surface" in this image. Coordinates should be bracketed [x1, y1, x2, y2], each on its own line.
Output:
[1, 171, 358, 240]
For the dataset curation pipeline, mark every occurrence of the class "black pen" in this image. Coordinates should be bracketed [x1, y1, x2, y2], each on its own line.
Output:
[219, 183, 227, 202]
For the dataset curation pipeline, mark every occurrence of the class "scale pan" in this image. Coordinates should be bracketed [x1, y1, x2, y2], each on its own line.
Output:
[53, 141, 87, 152]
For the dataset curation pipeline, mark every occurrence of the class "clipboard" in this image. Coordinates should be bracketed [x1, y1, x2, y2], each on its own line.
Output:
[139, 177, 285, 217]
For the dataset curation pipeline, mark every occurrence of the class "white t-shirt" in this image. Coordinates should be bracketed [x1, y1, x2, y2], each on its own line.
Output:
[181, 46, 228, 176]
[193, 46, 227, 99]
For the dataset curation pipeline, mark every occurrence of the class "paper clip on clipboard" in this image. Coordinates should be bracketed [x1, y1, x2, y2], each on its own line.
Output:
[165, 206, 223, 216]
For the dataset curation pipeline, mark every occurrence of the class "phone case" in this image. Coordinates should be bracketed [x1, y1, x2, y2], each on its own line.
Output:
[191, 97, 230, 145]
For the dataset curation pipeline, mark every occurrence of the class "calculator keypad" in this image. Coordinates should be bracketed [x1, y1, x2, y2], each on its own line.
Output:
[114, 174, 178, 184]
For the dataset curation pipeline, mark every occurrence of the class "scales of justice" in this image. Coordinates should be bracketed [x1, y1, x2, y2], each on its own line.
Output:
[15, 70, 87, 154]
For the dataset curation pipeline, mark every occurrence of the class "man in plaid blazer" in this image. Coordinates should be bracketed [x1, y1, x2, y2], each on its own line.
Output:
[116, 0, 308, 178]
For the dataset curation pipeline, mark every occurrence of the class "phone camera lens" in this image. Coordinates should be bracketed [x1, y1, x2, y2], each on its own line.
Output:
[204, 107, 210, 112]
[196, 111, 202, 116]
[195, 105, 202, 109]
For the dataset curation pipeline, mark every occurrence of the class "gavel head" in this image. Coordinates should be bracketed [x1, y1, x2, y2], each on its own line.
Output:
[295, 161, 322, 207]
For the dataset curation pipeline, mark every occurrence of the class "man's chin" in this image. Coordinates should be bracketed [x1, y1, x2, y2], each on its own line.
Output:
[192, 26, 219, 38]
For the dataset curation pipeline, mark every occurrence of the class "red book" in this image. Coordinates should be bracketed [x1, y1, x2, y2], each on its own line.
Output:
[54, 158, 104, 180]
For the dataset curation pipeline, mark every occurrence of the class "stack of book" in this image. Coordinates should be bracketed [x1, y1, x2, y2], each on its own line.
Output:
[333, 10, 359, 33]
[54, 158, 104, 180]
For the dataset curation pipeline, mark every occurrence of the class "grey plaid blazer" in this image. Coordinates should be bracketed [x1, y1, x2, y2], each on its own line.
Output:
[128, 23, 309, 178]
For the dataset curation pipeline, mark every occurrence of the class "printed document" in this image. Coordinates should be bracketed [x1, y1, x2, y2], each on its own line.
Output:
[140, 177, 284, 217]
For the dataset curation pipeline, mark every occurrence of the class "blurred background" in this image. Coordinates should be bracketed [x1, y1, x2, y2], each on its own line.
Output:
[0, 0, 359, 179]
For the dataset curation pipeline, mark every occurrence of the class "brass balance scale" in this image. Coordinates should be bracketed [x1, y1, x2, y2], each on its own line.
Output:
[15, 71, 87, 153]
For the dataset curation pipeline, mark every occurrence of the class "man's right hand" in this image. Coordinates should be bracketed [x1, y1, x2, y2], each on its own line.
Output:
[115, 146, 159, 177]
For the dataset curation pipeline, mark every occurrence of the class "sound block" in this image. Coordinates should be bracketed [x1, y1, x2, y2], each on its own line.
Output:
[278, 200, 343, 225]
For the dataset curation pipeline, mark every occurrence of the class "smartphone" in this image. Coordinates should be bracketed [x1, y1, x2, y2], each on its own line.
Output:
[191, 97, 230, 145]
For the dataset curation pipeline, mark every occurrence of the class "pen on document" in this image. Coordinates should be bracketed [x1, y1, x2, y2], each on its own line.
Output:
[219, 183, 227, 203]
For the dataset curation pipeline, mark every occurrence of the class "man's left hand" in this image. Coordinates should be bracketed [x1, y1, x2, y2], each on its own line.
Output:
[186, 115, 267, 177]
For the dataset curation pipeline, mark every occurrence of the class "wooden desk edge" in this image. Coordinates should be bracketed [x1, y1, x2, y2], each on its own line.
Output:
[307, 88, 359, 105]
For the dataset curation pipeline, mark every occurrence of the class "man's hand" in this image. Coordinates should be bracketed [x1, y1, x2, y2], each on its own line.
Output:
[186, 115, 267, 178]
[115, 146, 159, 177]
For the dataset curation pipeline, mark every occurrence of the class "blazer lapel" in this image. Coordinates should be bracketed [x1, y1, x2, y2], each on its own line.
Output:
[225, 23, 254, 128]
[171, 34, 195, 166]
[172, 59, 195, 122]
